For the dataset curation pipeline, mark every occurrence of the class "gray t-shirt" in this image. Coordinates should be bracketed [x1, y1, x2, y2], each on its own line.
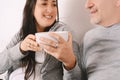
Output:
[81, 23, 120, 80]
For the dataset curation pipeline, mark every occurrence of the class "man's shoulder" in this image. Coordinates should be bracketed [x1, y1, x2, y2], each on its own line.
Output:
[85, 27, 101, 36]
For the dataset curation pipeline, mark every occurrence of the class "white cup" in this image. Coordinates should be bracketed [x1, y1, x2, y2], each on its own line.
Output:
[35, 31, 68, 44]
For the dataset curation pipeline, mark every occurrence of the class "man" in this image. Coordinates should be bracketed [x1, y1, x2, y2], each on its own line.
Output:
[78, 0, 120, 80]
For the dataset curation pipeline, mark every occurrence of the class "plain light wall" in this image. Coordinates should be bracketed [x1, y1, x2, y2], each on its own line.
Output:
[0, 0, 94, 51]
[0, 0, 25, 51]
[58, 0, 94, 43]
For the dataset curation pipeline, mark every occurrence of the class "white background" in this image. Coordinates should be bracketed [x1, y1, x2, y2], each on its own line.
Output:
[0, 0, 26, 51]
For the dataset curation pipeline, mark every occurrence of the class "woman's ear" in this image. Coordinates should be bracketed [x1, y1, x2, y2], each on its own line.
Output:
[116, 0, 120, 7]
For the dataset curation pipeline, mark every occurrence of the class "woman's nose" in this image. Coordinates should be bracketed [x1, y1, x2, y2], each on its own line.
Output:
[46, 6, 53, 13]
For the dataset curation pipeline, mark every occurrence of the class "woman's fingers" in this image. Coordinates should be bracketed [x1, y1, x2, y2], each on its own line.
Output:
[49, 32, 65, 43]
[40, 37, 58, 48]
[20, 34, 41, 52]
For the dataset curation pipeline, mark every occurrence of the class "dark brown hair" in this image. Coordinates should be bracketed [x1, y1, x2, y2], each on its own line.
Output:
[19, 0, 59, 80]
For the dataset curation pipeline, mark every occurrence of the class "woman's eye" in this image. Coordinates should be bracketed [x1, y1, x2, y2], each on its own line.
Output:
[41, 3, 47, 6]
[53, 4, 57, 7]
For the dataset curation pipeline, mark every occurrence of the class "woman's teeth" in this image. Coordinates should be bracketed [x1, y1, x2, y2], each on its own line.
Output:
[45, 16, 52, 19]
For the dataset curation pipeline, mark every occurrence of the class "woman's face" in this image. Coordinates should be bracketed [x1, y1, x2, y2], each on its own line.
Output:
[34, 0, 57, 31]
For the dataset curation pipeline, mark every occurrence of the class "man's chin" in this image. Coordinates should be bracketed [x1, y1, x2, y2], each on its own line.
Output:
[90, 18, 101, 25]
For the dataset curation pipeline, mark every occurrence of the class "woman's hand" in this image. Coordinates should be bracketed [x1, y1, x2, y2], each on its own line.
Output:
[20, 34, 41, 53]
[39, 32, 76, 70]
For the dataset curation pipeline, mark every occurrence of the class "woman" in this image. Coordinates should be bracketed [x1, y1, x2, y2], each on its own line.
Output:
[0, 0, 80, 80]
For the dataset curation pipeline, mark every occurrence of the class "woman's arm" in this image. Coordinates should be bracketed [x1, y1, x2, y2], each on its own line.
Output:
[0, 32, 25, 74]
